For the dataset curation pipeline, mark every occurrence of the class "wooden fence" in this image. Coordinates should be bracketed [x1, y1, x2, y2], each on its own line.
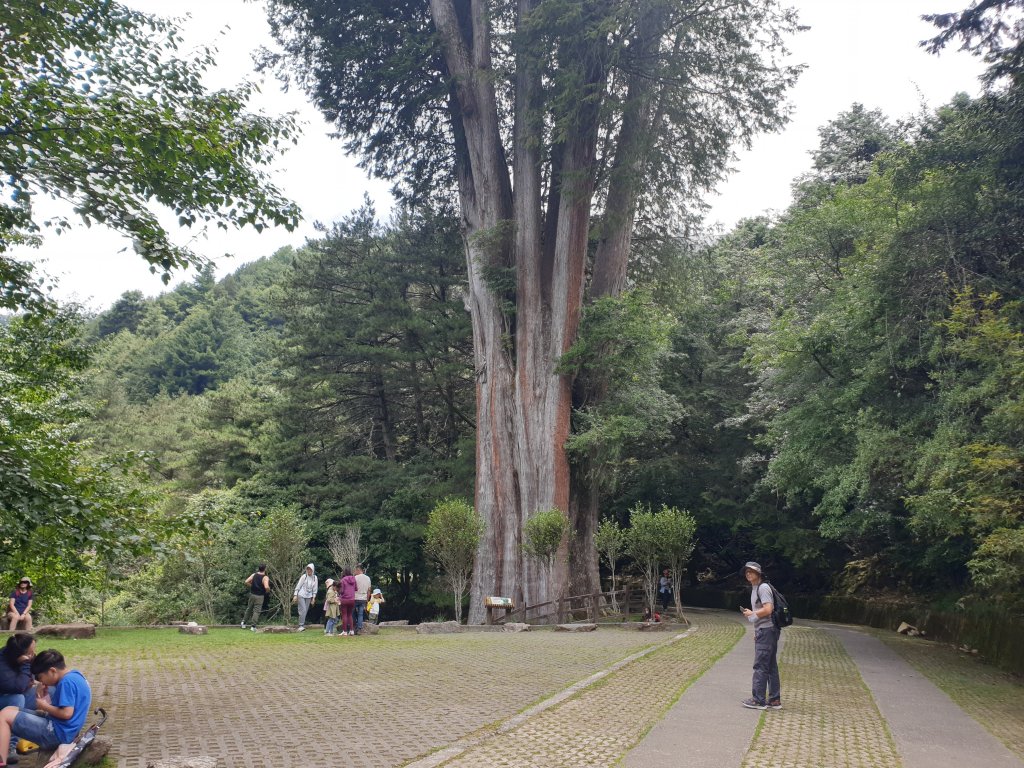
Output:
[493, 587, 660, 625]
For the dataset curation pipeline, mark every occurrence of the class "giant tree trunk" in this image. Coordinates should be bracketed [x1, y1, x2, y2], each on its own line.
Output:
[431, 0, 650, 622]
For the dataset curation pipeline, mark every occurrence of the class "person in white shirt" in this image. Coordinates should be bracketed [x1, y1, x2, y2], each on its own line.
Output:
[353, 564, 371, 635]
[292, 563, 318, 631]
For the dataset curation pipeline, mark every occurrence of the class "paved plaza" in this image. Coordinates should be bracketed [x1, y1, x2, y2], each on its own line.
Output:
[15, 609, 1024, 768]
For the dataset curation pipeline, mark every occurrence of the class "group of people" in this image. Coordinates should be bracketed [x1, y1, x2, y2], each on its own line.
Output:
[0, 633, 91, 768]
[239, 562, 384, 634]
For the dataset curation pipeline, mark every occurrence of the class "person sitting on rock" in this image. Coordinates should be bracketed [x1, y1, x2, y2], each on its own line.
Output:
[0, 650, 91, 768]
[6, 581, 33, 632]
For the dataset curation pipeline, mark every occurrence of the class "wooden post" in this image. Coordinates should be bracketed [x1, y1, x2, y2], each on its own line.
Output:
[589, 592, 597, 623]
[624, 586, 631, 621]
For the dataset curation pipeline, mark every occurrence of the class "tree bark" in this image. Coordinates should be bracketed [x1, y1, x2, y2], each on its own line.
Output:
[433, 0, 615, 622]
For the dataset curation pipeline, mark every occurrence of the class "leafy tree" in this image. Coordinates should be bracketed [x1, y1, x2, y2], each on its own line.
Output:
[263, 0, 803, 621]
[425, 498, 483, 624]
[625, 505, 662, 617]
[593, 518, 625, 613]
[97, 291, 147, 338]
[802, 103, 900, 188]
[923, 0, 1024, 85]
[558, 290, 682, 594]
[260, 505, 310, 623]
[657, 506, 697, 616]
[522, 508, 569, 616]
[0, 303, 158, 596]
[0, 1, 300, 307]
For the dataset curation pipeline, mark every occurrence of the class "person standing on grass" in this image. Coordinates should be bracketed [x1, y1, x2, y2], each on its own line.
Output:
[353, 565, 371, 635]
[740, 561, 781, 711]
[241, 564, 270, 630]
[323, 579, 340, 636]
[368, 588, 384, 625]
[292, 563, 318, 632]
[337, 568, 357, 637]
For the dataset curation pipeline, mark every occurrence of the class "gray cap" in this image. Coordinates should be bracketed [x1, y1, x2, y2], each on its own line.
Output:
[742, 561, 763, 575]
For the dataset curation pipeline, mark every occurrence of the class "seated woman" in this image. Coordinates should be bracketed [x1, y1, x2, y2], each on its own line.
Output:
[6, 581, 33, 632]
[0, 634, 36, 765]
[0, 634, 35, 710]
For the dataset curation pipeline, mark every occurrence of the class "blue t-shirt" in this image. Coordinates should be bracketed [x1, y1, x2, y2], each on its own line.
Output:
[50, 670, 91, 743]
[10, 589, 31, 614]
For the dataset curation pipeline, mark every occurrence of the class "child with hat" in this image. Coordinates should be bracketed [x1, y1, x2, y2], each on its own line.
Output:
[368, 588, 384, 625]
[323, 579, 340, 636]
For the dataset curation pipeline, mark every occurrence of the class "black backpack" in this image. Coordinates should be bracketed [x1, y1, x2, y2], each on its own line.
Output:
[766, 582, 793, 628]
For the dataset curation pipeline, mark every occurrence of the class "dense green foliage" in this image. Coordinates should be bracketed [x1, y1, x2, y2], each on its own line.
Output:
[0, 306, 156, 597]
[426, 498, 484, 623]
[0, 1, 299, 306]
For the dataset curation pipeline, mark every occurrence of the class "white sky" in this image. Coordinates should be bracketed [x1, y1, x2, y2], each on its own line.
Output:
[13, 0, 986, 311]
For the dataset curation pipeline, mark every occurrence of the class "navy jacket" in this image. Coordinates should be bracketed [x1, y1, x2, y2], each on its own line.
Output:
[0, 658, 32, 696]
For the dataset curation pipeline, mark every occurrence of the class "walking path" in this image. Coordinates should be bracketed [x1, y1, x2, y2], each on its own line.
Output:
[622, 614, 1023, 768]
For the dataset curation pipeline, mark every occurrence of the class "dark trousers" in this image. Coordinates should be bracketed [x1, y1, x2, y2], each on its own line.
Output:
[752, 625, 781, 703]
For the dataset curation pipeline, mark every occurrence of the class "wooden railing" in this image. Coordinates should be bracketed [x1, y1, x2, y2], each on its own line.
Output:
[499, 587, 653, 625]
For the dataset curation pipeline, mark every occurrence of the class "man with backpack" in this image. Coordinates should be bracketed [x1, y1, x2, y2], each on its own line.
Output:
[740, 561, 782, 711]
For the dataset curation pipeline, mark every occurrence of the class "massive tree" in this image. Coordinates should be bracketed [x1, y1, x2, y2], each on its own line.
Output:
[264, 0, 801, 620]
[0, 1, 300, 308]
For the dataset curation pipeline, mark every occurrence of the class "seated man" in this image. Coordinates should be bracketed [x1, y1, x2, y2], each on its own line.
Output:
[0, 650, 91, 768]
[6, 581, 33, 632]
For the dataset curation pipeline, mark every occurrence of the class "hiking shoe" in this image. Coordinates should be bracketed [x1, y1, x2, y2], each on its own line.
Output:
[297, 626, 305, 632]
[767, 699, 782, 710]
[741, 698, 767, 710]
[240, 622, 245, 628]
[249, 626, 256, 633]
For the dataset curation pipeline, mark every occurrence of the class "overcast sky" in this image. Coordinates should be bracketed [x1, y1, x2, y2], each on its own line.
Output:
[14, 0, 986, 311]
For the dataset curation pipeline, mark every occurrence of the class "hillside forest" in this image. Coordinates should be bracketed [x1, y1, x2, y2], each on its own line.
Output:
[2, 1, 1023, 625]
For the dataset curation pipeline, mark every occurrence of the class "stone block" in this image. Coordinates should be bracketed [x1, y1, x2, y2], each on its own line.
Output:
[502, 623, 531, 632]
[416, 621, 463, 634]
[379, 620, 409, 626]
[178, 625, 208, 635]
[637, 621, 668, 631]
[147, 758, 221, 768]
[35, 624, 96, 639]
[555, 623, 597, 632]
[258, 625, 294, 634]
